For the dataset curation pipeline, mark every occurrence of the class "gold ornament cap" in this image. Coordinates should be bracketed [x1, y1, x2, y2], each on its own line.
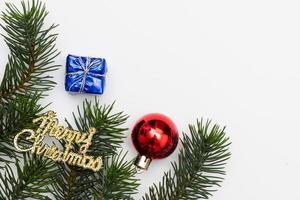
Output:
[134, 155, 152, 172]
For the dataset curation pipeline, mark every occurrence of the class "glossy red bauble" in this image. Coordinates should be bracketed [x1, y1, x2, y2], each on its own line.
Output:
[132, 113, 178, 170]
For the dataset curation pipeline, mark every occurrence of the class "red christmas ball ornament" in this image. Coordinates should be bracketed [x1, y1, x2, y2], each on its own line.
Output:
[131, 113, 179, 171]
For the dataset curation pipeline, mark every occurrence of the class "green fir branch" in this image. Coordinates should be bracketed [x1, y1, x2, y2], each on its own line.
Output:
[142, 120, 231, 200]
[0, 92, 47, 162]
[0, 153, 57, 200]
[1, 92, 47, 138]
[0, 0, 59, 105]
[51, 164, 95, 200]
[94, 151, 139, 200]
[51, 99, 139, 200]
[67, 98, 129, 157]
[52, 152, 139, 200]
[0, 1, 61, 199]
[0, 0, 58, 164]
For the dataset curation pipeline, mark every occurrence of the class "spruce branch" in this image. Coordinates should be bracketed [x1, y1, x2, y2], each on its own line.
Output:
[0, 1, 60, 199]
[51, 99, 139, 200]
[94, 151, 140, 200]
[67, 98, 129, 157]
[0, 93, 47, 162]
[51, 164, 95, 200]
[0, 0, 60, 105]
[0, 0, 58, 164]
[1, 92, 47, 137]
[0, 153, 57, 200]
[52, 152, 139, 200]
[142, 120, 231, 200]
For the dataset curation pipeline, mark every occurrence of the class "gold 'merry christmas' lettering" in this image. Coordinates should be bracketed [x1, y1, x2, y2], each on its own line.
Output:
[14, 111, 102, 172]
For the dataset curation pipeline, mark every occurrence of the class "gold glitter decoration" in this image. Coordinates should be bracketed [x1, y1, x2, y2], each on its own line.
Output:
[14, 111, 102, 172]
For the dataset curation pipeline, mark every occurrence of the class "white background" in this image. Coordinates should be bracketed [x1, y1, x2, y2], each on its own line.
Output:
[1, 0, 300, 199]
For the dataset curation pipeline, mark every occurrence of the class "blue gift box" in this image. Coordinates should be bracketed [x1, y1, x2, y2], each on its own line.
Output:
[65, 55, 107, 94]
